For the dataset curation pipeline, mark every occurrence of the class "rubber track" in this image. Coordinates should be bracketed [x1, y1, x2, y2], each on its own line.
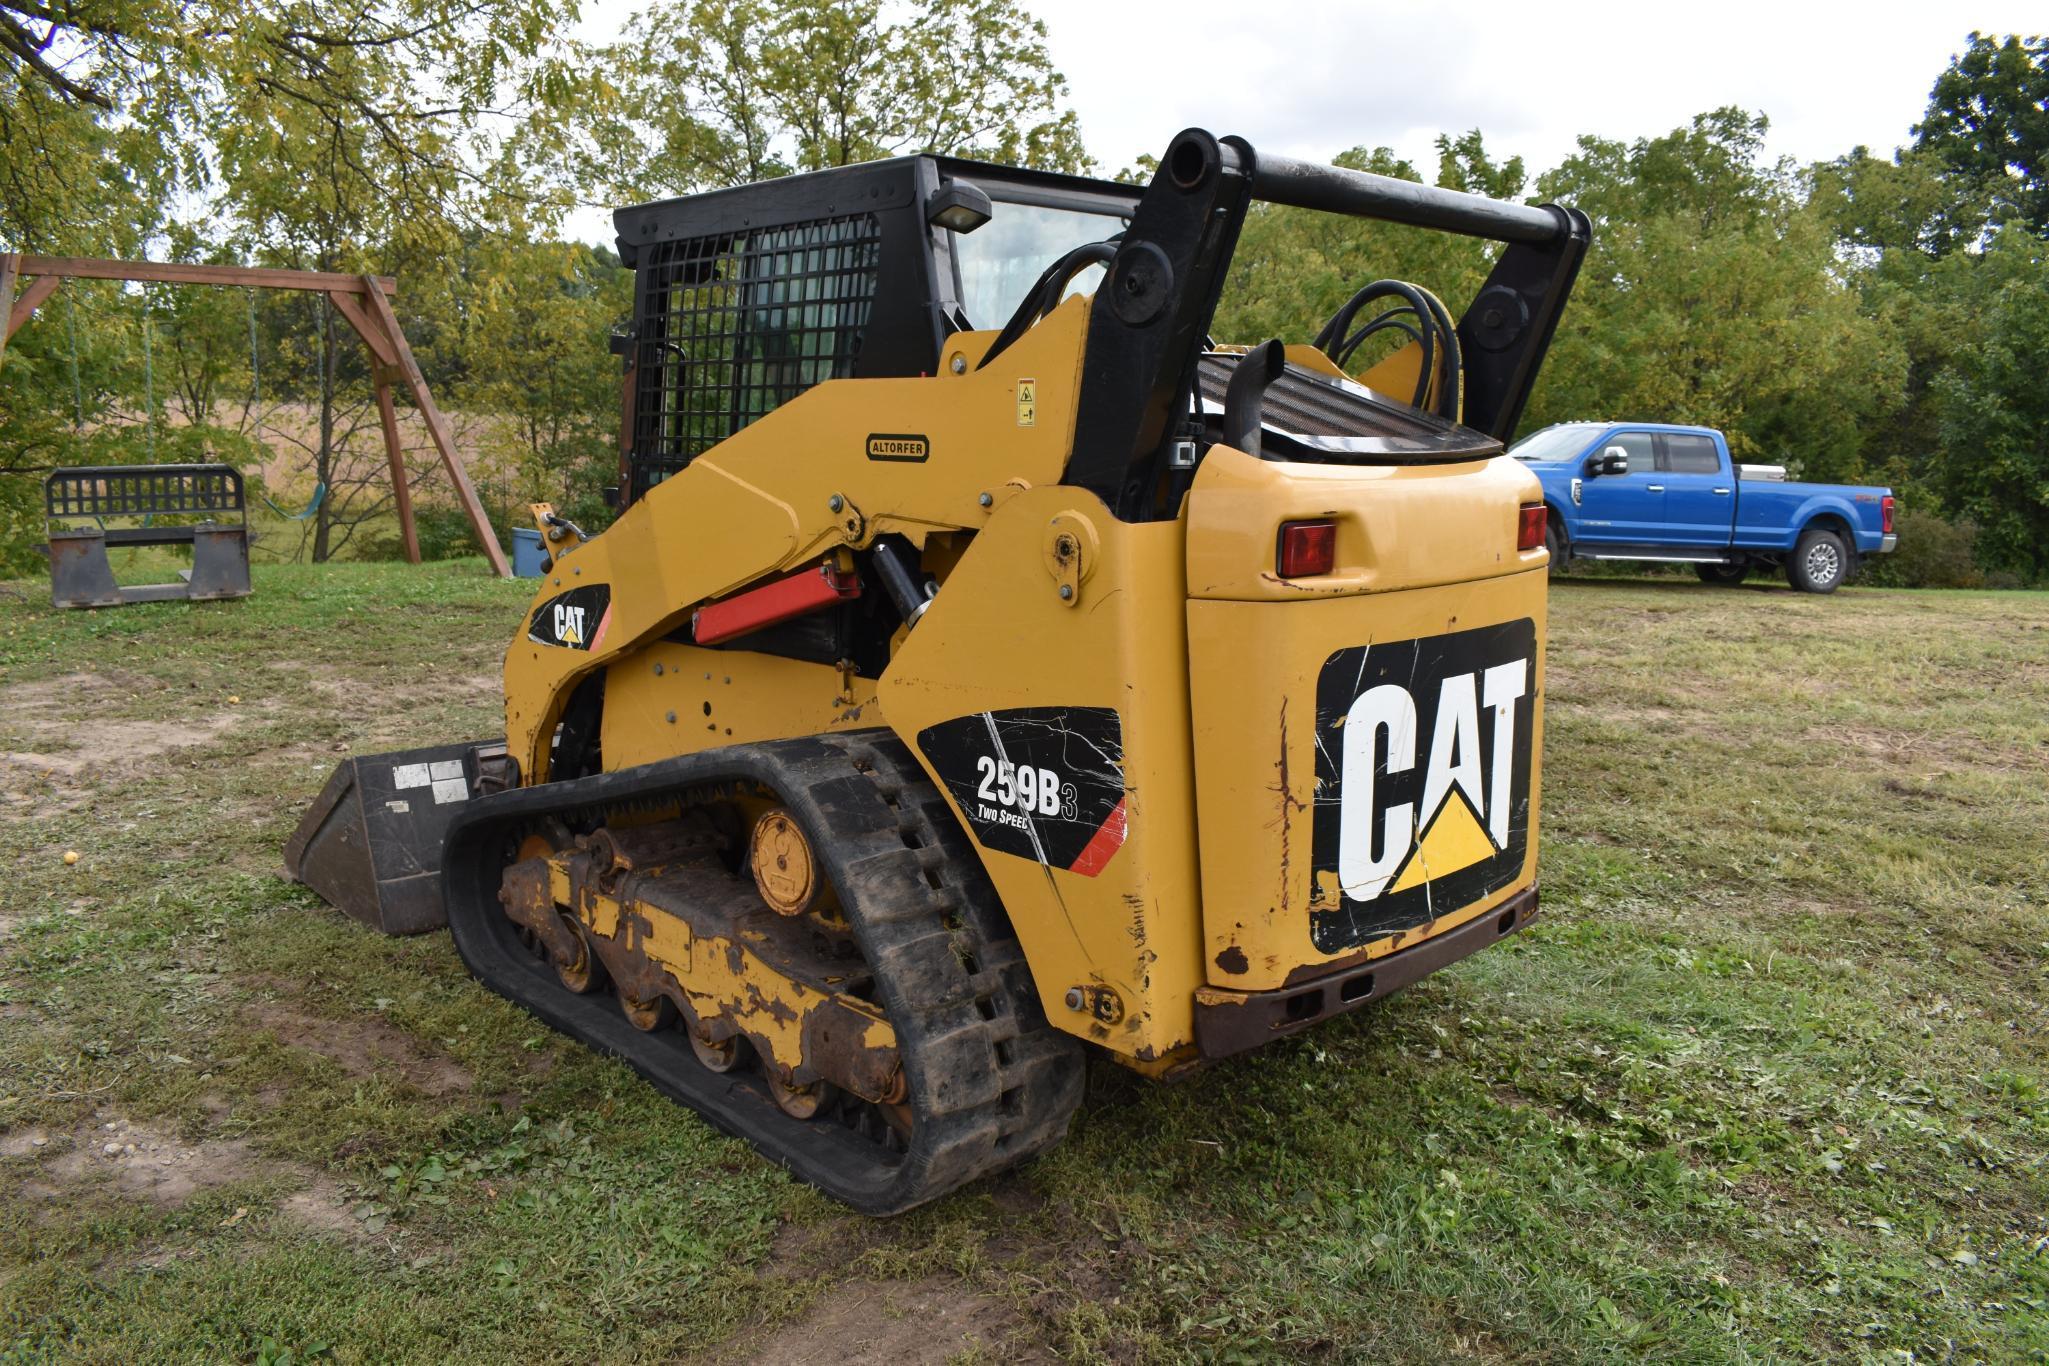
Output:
[441, 730, 1084, 1215]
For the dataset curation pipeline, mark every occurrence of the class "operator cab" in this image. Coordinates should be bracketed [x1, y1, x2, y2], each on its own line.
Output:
[612, 158, 1138, 506]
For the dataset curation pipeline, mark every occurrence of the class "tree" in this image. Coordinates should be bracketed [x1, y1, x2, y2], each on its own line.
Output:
[460, 238, 632, 531]
[1929, 227, 2049, 577]
[1808, 148, 1990, 499]
[1, 0, 585, 568]
[0, 0, 579, 251]
[1913, 32, 2049, 240]
[551, 0, 1091, 208]
[1526, 110, 1902, 483]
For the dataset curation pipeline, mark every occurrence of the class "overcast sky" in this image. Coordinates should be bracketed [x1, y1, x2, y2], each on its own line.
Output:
[567, 0, 2040, 240]
[1027, 1, 2037, 174]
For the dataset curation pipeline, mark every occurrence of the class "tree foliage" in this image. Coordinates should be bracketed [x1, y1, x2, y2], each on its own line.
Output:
[1527, 110, 1903, 482]
[1213, 136, 1510, 363]
[0, 0, 579, 251]
[461, 239, 632, 530]
[552, 0, 1090, 206]
[1929, 228, 2049, 577]
[1913, 32, 2049, 240]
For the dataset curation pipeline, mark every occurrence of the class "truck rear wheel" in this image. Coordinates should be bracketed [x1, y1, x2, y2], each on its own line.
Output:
[1788, 528, 1847, 594]
[1544, 521, 1569, 578]
[1695, 562, 1748, 586]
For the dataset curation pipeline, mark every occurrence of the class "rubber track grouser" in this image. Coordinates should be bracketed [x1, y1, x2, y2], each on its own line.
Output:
[287, 128, 1588, 1212]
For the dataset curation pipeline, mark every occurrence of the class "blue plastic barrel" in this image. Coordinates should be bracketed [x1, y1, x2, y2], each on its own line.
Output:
[511, 527, 546, 578]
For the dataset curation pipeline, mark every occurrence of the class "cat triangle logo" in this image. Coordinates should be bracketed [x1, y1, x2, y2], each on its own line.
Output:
[1312, 619, 1536, 952]
[553, 602, 585, 646]
[1386, 788, 1496, 895]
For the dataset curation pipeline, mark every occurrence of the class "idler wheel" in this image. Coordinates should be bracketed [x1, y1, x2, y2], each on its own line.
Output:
[749, 808, 817, 916]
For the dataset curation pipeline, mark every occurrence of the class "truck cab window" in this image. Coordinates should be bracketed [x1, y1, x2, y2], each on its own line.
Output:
[1509, 423, 1602, 461]
[1659, 433, 1721, 473]
[1604, 431, 1656, 473]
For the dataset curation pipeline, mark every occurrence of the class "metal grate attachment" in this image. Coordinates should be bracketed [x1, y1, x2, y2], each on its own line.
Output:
[631, 214, 883, 494]
[44, 464, 246, 521]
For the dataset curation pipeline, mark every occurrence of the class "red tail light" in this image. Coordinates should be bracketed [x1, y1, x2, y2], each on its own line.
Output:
[1276, 519, 1336, 578]
[1518, 503, 1547, 552]
[1882, 495, 1895, 534]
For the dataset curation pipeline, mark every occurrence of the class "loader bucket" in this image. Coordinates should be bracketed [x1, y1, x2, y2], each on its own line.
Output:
[283, 739, 506, 935]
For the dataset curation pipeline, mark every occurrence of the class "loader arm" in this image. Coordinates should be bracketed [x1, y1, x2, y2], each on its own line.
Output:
[1065, 131, 1587, 519]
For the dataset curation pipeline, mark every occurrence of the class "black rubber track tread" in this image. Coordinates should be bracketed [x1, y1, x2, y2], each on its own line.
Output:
[440, 730, 1084, 1215]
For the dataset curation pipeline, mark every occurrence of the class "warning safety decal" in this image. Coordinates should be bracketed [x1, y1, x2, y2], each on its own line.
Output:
[916, 706, 1126, 876]
[1310, 619, 1537, 952]
[527, 584, 612, 652]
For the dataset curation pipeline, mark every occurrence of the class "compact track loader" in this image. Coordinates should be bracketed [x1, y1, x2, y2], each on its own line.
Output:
[287, 129, 1589, 1214]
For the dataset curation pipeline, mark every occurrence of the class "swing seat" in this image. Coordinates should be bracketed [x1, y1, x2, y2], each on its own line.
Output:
[43, 464, 252, 609]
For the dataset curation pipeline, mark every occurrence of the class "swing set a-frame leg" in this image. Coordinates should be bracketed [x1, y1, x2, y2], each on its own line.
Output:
[357, 279, 510, 577]
[331, 277, 508, 577]
[372, 372, 422, 565]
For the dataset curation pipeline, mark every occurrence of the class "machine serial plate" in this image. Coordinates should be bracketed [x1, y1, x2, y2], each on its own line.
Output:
[1310, 619, 1537, 951]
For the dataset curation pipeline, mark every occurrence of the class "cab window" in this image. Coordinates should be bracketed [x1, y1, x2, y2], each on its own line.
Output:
[951, 201, 1126, 328]
[1602, 431, 1656, 474]
[1659, 433, 1721, 473]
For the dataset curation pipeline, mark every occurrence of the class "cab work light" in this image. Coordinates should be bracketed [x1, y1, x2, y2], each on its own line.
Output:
[1518, 503, 1547, 552]
[925, 182, 994, 234]
[1277, 519, 1336, 578]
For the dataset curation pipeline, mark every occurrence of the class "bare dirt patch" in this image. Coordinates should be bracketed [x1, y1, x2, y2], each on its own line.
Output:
[404, 672, 501, 702]
[740, 1276, 1047, 1365]
[247, 998, 474, 1097]
[10, 1113, 372, 1242]
[1, 1127, 52, 1158]
[280, 1176, 367, 1238]
[758, 1216, 860, 1284]
[41, 1114, 263, 1205]
[1, 718, 239, 778]
[0, 672, 248, 779]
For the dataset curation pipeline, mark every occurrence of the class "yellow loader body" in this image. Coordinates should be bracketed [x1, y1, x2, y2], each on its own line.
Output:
[288, 129, 1587, 1211]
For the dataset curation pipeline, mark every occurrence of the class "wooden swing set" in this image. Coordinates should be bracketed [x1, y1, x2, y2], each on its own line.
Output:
[0, 252, 511, 577]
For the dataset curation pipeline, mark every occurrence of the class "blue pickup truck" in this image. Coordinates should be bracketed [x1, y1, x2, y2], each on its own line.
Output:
[1511, 422, 1897, 593]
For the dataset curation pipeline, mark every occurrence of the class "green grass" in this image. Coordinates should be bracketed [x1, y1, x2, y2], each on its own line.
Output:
[0, 563, 2044, 1362]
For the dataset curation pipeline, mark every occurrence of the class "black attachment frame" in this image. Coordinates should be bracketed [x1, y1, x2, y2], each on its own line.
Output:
[45, 463, 245, 527]
[41, 463, 252, 609]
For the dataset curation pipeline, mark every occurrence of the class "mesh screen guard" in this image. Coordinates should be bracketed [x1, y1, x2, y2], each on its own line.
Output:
[630, 214, 884, 495]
